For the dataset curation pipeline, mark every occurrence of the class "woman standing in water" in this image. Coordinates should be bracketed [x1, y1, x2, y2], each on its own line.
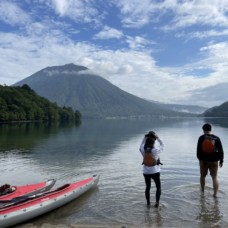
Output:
[139, 131, 164, 208]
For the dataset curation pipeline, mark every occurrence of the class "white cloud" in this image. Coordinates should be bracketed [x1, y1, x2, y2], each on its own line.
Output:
[50, 0, 103, 25]
[161, 0, 228, 30]
[181, 83, 228, 107]
[114, 0, 158, 28]
[94, 27, 155, 51]
[0, 1, 228, 107]
[126, 36, 154, 50]
[94, 26, 123, 40]
[199, 42, 228, 69]
[51, 0, 69, 16]
[0, 28, 227, 107]
[0, 1, 30, 26]
[176, 29, 228, 41]
[112, 0, 228, 31]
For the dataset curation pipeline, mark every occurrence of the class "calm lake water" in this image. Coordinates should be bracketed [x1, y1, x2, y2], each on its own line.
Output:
[0, 118, 228, 228]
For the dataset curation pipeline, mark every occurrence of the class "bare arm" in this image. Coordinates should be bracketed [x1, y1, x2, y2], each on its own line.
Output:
[152, 134, 164, 155]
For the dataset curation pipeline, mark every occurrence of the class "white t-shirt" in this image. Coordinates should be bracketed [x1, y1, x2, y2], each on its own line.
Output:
[139, 137, 164, 174]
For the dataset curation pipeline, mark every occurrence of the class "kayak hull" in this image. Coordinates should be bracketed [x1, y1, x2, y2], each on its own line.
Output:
[0, 175, 99, 228]
[0, 179, 56, 200]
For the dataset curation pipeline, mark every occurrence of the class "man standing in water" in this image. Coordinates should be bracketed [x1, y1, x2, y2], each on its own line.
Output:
[197, 123, 224, 197]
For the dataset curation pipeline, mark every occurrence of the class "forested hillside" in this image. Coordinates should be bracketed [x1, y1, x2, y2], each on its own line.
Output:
[203, 101, 228, 117]
[0, 84, 81, 123]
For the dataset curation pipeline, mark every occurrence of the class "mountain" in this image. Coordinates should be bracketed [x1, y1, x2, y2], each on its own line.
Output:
[203, 101, 228, 117]
[14, 63, 193, 118]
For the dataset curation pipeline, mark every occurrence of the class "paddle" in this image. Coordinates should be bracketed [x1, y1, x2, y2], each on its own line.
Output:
[0, 184, 70, 209]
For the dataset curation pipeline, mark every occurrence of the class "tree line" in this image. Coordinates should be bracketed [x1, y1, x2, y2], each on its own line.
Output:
[0, 84, 81, 123]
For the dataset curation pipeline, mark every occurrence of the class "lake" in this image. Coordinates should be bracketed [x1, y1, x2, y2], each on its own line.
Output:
[0, 118, 228, 228]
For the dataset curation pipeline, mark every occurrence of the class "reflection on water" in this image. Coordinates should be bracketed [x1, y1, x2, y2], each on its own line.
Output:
[0, 117, 228, 227]
[205, 117, 228, 128]
[0, 122, 79, 152]
[197, 194, 222, 227]
[144, 207, 163, 227]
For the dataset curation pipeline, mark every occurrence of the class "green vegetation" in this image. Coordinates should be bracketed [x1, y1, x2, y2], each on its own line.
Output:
[0, 84, 81, 123]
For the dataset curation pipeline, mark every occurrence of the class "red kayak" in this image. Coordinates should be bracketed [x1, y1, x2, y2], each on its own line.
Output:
[0, 179, 56, 201]
[0, 175, 99, 228]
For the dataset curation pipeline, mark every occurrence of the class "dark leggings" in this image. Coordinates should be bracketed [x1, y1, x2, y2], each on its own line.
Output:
[143, 172, 161, 204]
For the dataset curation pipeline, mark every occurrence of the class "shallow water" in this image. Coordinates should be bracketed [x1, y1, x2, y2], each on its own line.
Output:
[0, 118, 228, 227]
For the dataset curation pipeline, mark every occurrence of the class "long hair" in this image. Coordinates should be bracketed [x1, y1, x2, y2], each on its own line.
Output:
[144, 137, 155, 151]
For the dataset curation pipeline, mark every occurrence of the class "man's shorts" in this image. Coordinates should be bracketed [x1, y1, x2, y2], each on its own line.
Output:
[199, 160, 218, 177]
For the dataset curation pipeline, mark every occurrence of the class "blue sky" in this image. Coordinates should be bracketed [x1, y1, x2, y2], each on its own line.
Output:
[0, 0, 228, 107]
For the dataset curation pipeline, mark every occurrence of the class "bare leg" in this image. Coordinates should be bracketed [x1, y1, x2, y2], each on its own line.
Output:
[211, 176, 219, 197]
[200, 176, 205, 192]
